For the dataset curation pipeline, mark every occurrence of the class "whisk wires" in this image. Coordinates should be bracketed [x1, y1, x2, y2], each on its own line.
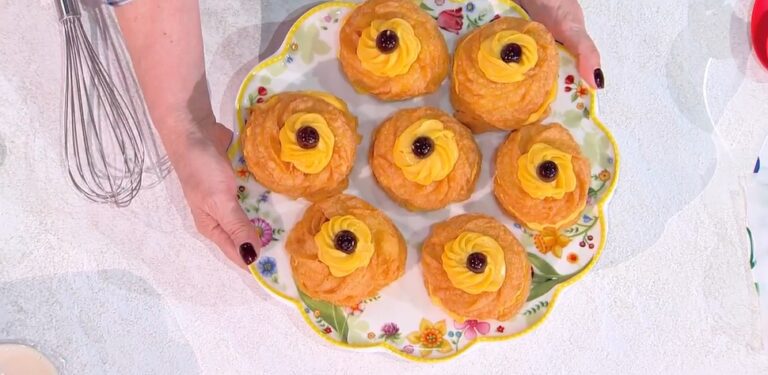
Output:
[61, 11, 145, 207]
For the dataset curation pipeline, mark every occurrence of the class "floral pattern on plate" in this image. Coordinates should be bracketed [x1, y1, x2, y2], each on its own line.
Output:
[229, 0, 619, 362]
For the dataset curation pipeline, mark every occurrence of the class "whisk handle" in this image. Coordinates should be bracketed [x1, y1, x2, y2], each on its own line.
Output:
[55, 0, 81, 20]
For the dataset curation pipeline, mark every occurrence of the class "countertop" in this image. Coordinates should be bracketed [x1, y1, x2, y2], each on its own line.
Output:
[1, 0, 768, 373]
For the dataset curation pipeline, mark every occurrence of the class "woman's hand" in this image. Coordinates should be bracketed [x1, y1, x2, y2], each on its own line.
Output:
[116, 1, 260, 268]
[519, 0, 604, 89]
[168, 122, 261, 268]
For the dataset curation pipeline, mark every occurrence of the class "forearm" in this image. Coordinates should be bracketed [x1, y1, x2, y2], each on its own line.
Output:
[115, 0, 213, 156]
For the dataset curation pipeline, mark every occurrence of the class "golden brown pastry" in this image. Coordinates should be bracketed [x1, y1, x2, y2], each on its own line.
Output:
[421, 214, 531, 321]
[242, 92, 360, 201]
[451, 17, 559, 132]
[285, 194, 407, 306]
[338, 0, 450, 100]
[493, 123, 590, 232]
[370, 107, 481, 211]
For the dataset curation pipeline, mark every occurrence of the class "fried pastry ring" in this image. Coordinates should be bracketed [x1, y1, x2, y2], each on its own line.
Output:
[370, 107, 481, 211]
[493, 123, 590, 231]
[451, 17, 559, 132]
[338, 0, 450, 100]
[285, 194, 407, 306]
[421, 214, 532, 321]
[242, 92, 360, 201]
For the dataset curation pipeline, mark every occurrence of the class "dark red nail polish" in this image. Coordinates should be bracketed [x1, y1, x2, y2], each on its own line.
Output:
[594, 68, 605, 89]
[239, 242, 257, 265]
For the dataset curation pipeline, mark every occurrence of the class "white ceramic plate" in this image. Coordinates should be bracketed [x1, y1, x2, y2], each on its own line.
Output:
[228, 0, 619, 362]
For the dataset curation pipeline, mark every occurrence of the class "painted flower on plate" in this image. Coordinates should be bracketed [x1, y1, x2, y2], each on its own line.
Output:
[382, 322, 399, 337]
[236, 167, 249, 178]
[251, 217, 274, 247]
[258, 191, 270, 202]
[257, 256, 277, 278]
[436, 8, 463, 34]
[534, 227, 571, 258]
[407, 319, 452, 357]
[599, 169, 611, 182]
[454, 319, 490, 341]
[345, 302, 363, 316]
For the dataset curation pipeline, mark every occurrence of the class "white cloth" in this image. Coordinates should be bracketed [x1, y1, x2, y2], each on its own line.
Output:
[0, 0, 767, 373]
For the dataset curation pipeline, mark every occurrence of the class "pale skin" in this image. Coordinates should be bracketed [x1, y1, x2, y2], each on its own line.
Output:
[115, 0, 602, 269]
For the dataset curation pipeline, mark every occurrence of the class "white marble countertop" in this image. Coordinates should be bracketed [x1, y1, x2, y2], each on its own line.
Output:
[2, 0, 768, 373]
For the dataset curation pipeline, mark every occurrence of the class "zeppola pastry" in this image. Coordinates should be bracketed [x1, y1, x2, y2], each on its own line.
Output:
[242, 91, 360, 201]
[369, 107, 481, 211]
[451, 17, 559, 132]
[285, 194, 407, 306]
[421, 214, 532, 321]
[338, 0, 450, 100]
[493, 123, 590, 231]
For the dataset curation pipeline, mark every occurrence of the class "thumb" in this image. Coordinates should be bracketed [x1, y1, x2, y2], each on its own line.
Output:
[552, 23, 603, 89]
[216, 198, 262, 267]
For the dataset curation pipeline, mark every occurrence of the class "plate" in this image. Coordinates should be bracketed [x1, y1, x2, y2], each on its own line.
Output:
[229, 0, 619, 362]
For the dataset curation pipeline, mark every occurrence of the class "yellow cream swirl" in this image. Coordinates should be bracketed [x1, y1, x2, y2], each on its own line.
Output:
[477, 30, 538, 83]
[356, 18, 421, 77]
[393, 119, 459, 186]
[442, 232, 506, 294]
[314, 215, 375, 277]
[517, 143, 577, 199]
[304, 91, 348, 112]
[278, 112, 334, 174]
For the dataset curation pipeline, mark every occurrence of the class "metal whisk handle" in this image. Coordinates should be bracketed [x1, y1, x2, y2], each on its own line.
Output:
[55, 0, 81, 21]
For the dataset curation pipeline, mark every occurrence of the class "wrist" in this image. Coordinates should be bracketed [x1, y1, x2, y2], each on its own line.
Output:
[156, 120, 208, 164]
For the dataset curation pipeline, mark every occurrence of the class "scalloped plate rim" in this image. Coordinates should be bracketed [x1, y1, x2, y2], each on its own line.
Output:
[230, 0, 621, 363]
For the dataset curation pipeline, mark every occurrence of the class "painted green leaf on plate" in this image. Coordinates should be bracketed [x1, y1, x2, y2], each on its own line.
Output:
[265, 60, 288, 77]
[346, 316, 372, 344]
[581, 131, 611, 169]
[294, 24, 331, 64]
[563, 109, 584, 128]
[527, 252, 587, 301]
[528, 252, 558, 276]
[299, 290, 350, 342]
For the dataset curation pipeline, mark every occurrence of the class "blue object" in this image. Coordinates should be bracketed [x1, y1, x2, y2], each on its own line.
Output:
[257, 257, 277, 277]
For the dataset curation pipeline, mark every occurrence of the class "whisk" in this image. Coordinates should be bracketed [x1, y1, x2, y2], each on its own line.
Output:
[56, 0, 146, 207]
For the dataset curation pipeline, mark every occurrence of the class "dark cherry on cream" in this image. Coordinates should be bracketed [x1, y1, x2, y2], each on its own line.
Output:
[537, 160, 558, 182]
[466, 252, 488, 274]
[411, 136, 435, 159]
[376, 29, 399, 54]
[500, 43, 522, 63]
[334, 230, 358, 254]
[296, 126, 320, 149]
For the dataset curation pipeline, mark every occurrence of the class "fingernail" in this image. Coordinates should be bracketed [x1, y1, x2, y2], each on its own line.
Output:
[239, 242, 258, 265]
[594, 68, 605, 89]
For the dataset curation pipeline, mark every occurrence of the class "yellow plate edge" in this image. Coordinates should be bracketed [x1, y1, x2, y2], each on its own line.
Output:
[233, 0, 621, 363]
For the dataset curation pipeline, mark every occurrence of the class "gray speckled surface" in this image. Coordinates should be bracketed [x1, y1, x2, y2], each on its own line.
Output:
[1, 271, 198, 373]
[1, 0, 768, 373]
